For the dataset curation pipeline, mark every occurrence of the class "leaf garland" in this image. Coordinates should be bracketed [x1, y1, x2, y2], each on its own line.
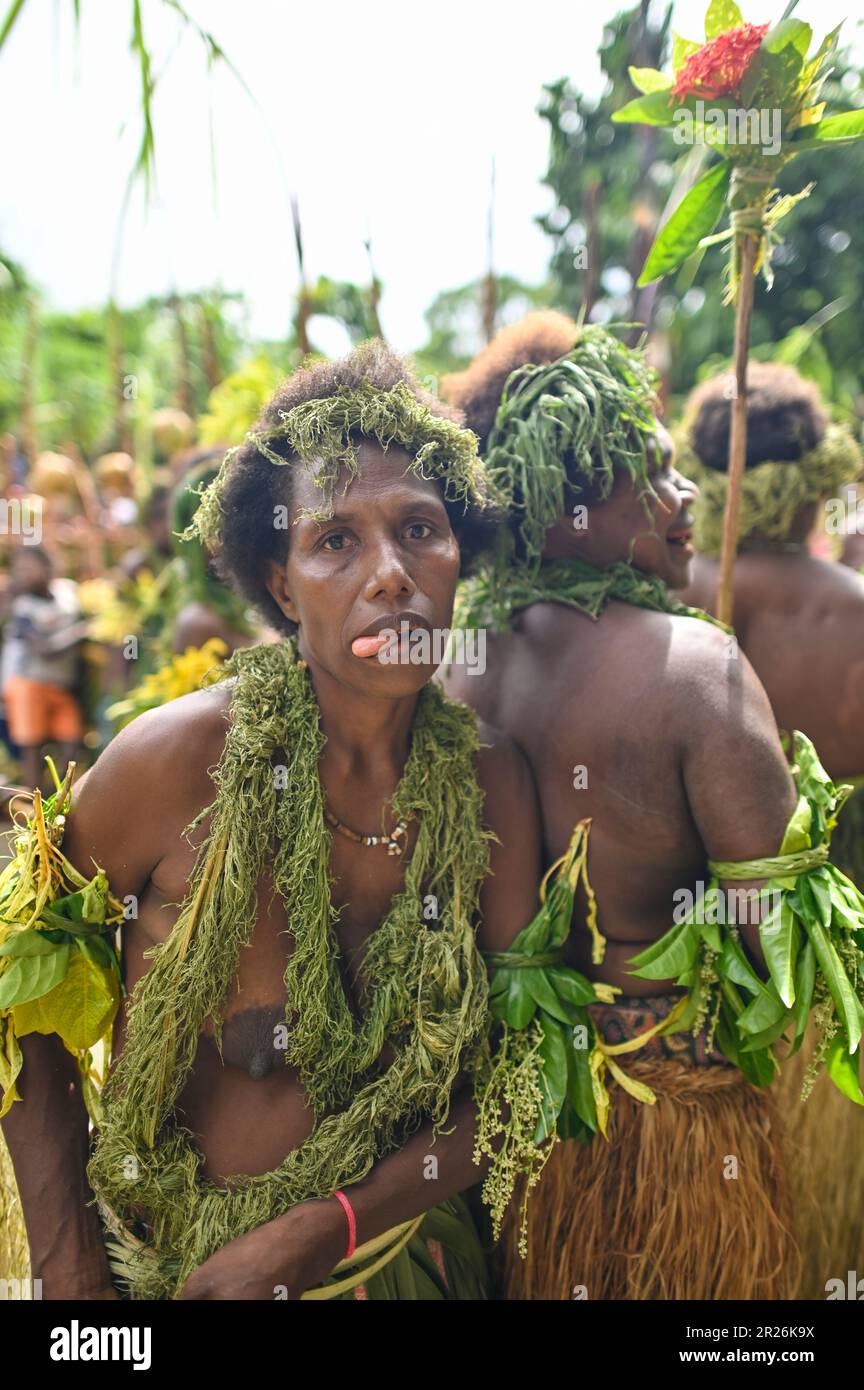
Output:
[629, 731, 864, 1101]
[0, 762, 125, 1118]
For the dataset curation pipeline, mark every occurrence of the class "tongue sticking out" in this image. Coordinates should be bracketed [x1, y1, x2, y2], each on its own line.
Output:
[351, 634, 390, 659]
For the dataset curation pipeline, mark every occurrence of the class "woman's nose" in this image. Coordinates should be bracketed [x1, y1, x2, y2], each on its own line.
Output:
[363, 540, 416, 603]
[675, 469, 699, 503]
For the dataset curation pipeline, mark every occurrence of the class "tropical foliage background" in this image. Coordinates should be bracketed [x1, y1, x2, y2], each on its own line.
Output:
[1, 0, 863, 467]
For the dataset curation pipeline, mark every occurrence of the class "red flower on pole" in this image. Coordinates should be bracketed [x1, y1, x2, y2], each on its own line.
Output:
[671, 23, 769, 101]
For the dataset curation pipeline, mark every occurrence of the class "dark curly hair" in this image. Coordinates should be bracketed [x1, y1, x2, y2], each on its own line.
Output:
[442, 310, 579, 451]
[687, 361, 828, 473]
[215, 340, 500, 634]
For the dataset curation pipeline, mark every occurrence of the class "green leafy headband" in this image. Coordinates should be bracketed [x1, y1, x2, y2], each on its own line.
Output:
[483, 325, 661, 568]
[677, 419, 863, 555]
[183, 379, 493, 550]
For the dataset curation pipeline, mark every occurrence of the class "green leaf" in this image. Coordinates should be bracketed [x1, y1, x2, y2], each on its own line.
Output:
[764, 18, 812, 58]
[638, 160, 731, 286]
[0, 931, 58, 958]
[546, 965, 597, 1007]
[700, 915, 723, 952]
[672, 33, 700, 73]
[808, 917, 863, 1054]
[533, 1010, 568, 1142]
[759, 899, 799, 1007]
[0, 944, 71, 1008]
[628, 66, 673, 94]
[35, 950, 119, 1051]
[568, 1030, 597, 1132]
[825, 1034, 864, 1105]
[0, 0, 28, 56]
[706, 0, 743, 40]
[736, 1041, 777, 1087]
[739, 1016, 793, 1052]
[51, 889, 87, 922]
[719, 933, 763, 996]
[797, 109, 864, 144]
[522, 967, 579, 1025]
[737, 985, 788, 1036]
[805, 872, 833, 931]
[790, 939, 816, 1053]
[779, 795, 812, 855]
[503, 972, 536, 1030]
[628, 918, 699, 980]
[612, 91, 677, 127]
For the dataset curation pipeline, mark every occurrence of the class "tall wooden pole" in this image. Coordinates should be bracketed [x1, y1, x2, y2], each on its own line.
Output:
[481, 159, 497, 344]
[715, 235, 757, 627]
[291, 196, 311, 358]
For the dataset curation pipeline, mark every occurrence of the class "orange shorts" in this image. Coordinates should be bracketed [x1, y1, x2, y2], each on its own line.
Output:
[3, 675, 83, 746]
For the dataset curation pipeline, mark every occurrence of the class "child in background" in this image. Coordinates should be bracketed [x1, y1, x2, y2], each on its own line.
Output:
[1, 546, 86, 790]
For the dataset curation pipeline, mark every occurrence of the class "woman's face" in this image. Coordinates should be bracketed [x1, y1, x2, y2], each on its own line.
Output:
[547, 426, 699, 587]
[266, 440, 461, 696]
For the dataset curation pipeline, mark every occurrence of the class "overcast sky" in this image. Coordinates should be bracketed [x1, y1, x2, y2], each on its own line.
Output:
[1, 0, 861, 354]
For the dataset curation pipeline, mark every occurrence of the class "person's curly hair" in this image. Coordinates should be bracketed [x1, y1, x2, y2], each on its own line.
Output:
[216, 340, 499, 634]
[442, 310, 579, 450]
[686, 361, 828, 473]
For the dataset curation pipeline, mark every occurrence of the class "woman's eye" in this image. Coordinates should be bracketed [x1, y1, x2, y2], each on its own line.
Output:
[322, 533, 349, 551]
[406, 522, 432, 540]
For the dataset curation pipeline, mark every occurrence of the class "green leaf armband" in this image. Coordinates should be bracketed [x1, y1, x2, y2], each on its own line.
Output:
[629, 732, 864, 1102]
[0, 762, 124, 1120]
[471, 820, 660, 1257]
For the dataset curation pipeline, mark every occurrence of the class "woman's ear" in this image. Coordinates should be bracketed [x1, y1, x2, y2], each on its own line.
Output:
[264, 560, 300, 627]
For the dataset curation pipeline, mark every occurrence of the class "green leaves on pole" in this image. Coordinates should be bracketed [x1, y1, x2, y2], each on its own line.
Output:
[638, 159, 731, 285]
[613, 5, 864, 296]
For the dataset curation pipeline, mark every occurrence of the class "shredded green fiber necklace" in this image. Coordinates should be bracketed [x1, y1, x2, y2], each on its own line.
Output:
[456, 555, 729, 633]
[87, 637, 492, 1299]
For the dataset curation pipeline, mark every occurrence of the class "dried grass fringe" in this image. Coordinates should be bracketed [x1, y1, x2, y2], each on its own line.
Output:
[500, 1055, 800, 1300]
[776, 1022, 864, 1300]
[0, 1132, 29, 1287]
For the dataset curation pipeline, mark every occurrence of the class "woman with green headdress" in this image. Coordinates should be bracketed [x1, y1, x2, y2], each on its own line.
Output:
[676, 361, 864, 885]
[675, 360, 864, 1299]
[0, 340, 550, 1301]
[442, 312, 864, 1301]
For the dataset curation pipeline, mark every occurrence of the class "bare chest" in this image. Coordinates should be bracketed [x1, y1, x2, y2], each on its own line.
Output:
[121, 816, 415, 1075]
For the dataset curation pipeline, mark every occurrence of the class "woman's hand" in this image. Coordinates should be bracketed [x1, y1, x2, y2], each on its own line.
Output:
[177, 1198, 346, 1301]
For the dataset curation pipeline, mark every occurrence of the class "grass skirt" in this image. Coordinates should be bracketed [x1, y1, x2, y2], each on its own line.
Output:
[774, 783, 864, 1298]
[776, 1025, 864, 1300]
[0, 1133, 30, 1293]
[501, 1053, 800, 1300]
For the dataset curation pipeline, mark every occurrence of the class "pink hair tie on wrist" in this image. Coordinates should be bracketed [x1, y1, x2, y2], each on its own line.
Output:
[333, 1189, 357, 1261]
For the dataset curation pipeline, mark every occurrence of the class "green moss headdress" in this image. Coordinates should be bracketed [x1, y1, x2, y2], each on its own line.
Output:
[184, 379, 493, 551]
[678, 416, 863, 555]
[483, 324, 661, 569]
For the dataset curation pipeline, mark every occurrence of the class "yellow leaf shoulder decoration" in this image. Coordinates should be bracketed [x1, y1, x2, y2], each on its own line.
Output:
[0, 760, 124, 1120]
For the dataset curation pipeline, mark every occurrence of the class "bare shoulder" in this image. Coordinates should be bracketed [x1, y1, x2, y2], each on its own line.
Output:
[64, 683, 234, 896]
[86, 681, 233, 790]
[666, 613, 762, 721]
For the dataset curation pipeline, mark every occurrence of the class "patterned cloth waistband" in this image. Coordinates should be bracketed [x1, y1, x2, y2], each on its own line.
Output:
[586, 991, 731, 1069]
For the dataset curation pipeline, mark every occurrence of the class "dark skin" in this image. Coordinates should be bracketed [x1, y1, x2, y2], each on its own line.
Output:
[1, 442, 541, 1299]
[679, 502, 864, 780]
[445, 431, 797, 997]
